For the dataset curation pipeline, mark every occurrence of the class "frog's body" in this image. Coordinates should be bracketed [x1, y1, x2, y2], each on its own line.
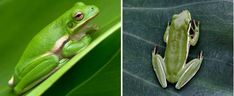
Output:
[152, 10, 203, 89]
[16, 19, 68, 75]
[8, 2, 99, 94]
[164, 11, 191, 83]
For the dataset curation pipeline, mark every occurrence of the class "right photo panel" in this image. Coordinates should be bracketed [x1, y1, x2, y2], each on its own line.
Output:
[123, 0, 233, 96]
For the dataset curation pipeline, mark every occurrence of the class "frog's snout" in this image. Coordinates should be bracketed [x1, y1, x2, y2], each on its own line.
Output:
[183, 10, 189, 13]
[184, 10, 191, 17]
[89, 5, 99, 13]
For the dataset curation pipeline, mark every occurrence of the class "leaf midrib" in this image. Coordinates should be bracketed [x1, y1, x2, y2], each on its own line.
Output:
[123, 0, 232, 10]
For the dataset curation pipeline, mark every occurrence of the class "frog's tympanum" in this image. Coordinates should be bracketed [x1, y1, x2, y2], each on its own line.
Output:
[152, 10, 203, 89]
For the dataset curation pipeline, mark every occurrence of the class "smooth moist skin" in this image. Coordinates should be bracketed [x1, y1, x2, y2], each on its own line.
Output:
[152, 10, 203, 89]
[8, 2, 99, 95]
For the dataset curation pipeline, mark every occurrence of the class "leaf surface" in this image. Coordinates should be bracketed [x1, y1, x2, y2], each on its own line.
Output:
[123, 0, 233, 96]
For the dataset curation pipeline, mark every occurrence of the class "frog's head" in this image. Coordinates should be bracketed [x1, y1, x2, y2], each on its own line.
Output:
[172, 10, 191, 29]
[64, 2, 99, 34]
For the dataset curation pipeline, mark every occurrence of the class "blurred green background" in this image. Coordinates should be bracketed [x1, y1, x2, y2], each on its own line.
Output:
[0, 0, 120, 95]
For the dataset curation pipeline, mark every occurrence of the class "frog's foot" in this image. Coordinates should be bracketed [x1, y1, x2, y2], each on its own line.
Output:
[8, 76, 14, 87]
[152, 46, 167, 88]
[197, 51, 203, 59]
[189, 19, 200, 46]
[190, 20, 199, 33]
[90, 23, 99, 31]
[58, 58, 69, 67]
[175, 51, 203, 89]
[81, 23, 99, 33]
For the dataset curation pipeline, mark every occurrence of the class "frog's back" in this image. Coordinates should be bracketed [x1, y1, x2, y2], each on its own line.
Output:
[15, 21, 68, 74]
[164, 23, 189, 81]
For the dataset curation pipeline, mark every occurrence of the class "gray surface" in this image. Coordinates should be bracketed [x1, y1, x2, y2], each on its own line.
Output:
[123, 0, 233, 96]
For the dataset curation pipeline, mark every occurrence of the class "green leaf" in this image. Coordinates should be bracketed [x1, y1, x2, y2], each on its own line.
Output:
[44, 30, 120, 96]
[0, 0, 120, 96]
[123, 0, 233, 96]
[28, 23, 120, 96]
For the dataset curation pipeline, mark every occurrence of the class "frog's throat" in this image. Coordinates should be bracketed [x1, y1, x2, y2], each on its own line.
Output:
[70, 13, 98, 33]
[52, 35, 69, 55]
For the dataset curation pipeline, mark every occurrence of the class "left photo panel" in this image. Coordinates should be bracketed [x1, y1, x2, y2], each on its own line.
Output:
[0, 0, 121, 96]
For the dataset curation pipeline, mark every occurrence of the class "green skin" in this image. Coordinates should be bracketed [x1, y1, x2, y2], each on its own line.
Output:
[8, 2, 99, 94]
[152, 10, 203, 89]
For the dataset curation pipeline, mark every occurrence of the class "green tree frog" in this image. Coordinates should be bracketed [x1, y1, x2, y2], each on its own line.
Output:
[8, 2, 99, 94]
[152, 10, 203, 89]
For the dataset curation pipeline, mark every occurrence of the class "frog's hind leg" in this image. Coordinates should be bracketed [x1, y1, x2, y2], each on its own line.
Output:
[152, 46, 167, 88]
[175, 51, 203, 89]
[14, 53, 60, 94]
[163, 22, 170, 43]
[189, 20, 200, 46]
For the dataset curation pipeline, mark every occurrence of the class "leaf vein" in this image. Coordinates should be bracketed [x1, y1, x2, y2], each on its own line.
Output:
[123, 32, 165, 48]
[123, 0, 232, 11]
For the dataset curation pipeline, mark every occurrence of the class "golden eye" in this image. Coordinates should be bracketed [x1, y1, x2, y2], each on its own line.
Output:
[74, 12, 84, 21]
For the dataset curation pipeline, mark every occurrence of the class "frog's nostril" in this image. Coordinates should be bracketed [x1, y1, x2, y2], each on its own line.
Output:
[90, 6, 94, 10]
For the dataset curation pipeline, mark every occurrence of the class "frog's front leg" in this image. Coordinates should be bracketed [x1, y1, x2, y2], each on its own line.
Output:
[175, 52, 203, 89]
[189, 20, 200, 46]
[163, 22, 170, 43]
[152, 47, 167, 88]
[62, 35, 92, 57]
[62, 23, 97, 57]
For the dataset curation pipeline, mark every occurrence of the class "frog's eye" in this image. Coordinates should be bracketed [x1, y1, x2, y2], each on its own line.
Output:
[74, 12, 84, 21]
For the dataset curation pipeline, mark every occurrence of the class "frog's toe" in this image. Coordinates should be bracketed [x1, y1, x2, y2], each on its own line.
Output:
[8, 76, 14, 87]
